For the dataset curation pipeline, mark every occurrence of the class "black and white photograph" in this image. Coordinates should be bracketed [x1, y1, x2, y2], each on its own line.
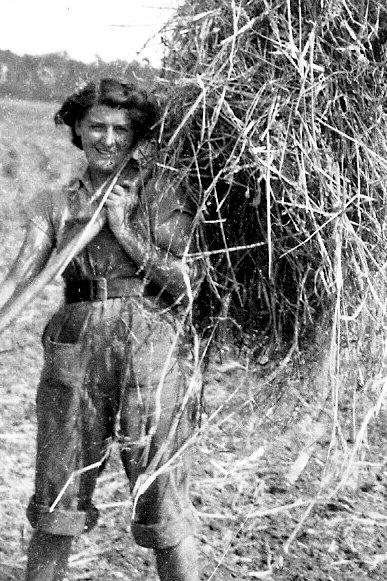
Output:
[0, 1, 385, 579]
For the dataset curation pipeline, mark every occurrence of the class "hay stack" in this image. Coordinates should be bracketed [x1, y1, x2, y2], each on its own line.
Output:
[156, 0, 386, 346]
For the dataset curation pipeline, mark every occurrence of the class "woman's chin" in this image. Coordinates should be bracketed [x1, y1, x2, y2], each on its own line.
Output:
[90, 158, 121, 174]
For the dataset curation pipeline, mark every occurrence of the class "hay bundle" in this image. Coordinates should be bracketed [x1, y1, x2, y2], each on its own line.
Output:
[156, 0, 386, 346]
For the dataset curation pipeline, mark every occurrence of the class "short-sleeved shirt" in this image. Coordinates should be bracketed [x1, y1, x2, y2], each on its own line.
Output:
[28, 159, 195, 285]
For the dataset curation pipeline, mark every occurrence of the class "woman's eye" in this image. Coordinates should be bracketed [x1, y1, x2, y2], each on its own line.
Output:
[86, 124, 129, 135]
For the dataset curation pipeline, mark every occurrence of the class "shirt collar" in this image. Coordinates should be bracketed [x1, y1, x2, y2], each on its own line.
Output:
[68, 159, 141, 197]
[78, 169, 94, 195]
[66, 167, 94, 196]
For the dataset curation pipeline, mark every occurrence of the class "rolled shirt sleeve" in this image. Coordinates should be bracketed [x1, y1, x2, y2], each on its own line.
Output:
[23, 188, 57, 243]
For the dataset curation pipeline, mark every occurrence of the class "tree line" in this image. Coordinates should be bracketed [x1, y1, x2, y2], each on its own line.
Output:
[0, 50, 157, 102]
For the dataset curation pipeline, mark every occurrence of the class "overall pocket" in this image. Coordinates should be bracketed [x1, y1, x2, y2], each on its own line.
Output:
[41, 308, 88, 386]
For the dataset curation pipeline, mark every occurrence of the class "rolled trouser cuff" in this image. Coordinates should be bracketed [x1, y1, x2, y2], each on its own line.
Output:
[131, 509, 198, 549]
[27, 496, 99, 536]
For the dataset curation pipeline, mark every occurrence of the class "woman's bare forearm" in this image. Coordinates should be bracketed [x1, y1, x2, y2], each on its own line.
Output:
[112, 223, 191, 300]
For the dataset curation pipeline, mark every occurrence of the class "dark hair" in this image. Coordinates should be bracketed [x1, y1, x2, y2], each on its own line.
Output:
[54, 78, 159, 149]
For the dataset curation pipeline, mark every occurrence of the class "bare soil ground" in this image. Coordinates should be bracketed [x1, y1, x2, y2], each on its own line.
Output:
[0, 98, 385, 580]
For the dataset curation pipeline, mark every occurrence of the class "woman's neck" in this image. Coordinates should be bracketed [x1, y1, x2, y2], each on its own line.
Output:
[87, 158, 135, 192]
[88, 168, 112, 191]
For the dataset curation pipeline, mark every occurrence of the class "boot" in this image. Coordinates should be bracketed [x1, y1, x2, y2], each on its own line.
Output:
[25, 531, 73, 581]
[154, 536, 199, 581]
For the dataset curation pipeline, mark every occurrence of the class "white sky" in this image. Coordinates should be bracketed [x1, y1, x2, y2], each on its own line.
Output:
[0, 0, 179, 66]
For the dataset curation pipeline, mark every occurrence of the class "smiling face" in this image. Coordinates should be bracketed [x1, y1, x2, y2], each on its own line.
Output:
[75, 104, 136, 178]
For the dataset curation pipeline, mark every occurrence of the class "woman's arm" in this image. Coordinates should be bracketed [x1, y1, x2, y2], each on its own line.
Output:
[0, 223, 54, 311]
[105, 185, 196, 301]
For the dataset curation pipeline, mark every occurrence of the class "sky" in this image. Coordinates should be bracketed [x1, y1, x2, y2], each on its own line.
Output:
[0, 0, 179, 66]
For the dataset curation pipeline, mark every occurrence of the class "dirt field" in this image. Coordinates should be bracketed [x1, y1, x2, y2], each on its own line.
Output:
[0, 98, 385, 580]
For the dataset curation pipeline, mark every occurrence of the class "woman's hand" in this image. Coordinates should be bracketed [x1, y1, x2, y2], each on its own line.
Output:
[105, 180, 139, 233]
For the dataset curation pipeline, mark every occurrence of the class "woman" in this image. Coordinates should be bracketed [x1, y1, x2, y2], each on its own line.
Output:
[0, 78, 200, 581]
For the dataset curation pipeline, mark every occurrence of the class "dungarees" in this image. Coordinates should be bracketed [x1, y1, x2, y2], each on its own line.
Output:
[26, 167, 199, 548]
